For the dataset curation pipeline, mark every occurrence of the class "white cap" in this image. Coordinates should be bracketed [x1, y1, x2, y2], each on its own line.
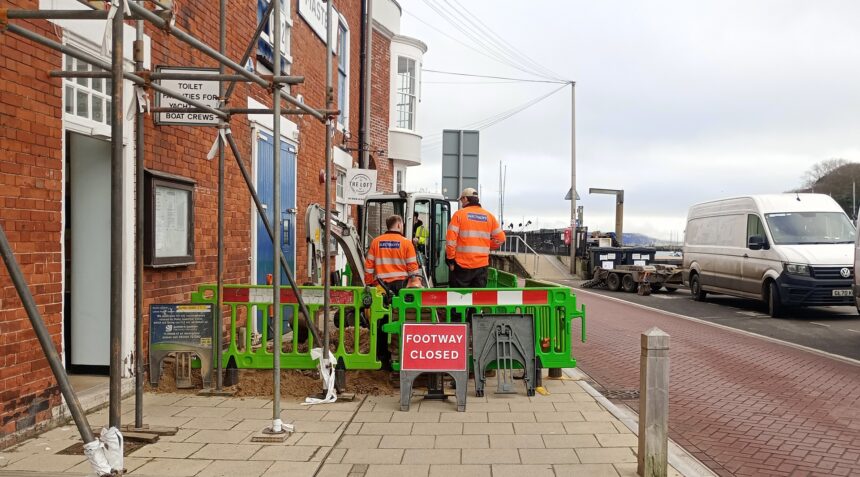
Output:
[459, 187, 479, 199]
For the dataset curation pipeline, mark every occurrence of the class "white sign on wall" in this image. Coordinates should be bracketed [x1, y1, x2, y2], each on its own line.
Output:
[298, 0, 338, 48]
[155, 67, 220, 126]
[344, 168, 377, 205]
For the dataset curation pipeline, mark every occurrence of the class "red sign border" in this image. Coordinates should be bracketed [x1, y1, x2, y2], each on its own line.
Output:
[400, 323, 469, 372]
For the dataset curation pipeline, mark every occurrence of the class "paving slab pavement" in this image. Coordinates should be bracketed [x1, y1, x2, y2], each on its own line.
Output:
[0, 372, 687, 477]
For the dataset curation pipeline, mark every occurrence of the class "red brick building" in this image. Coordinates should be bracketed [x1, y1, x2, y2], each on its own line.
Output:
[0, 0, 425, 443]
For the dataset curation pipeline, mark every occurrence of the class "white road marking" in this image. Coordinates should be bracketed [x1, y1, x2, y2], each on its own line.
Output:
[847, 329, 860, 333]
[810, 322, 831, 328]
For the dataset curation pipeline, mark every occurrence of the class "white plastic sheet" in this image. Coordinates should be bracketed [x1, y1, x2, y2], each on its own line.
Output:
[303, 347, 338, 405]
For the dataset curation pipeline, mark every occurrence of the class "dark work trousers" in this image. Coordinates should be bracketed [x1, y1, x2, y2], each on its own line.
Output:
[376, 278, 408, 370]
[450, 264, 488, 288]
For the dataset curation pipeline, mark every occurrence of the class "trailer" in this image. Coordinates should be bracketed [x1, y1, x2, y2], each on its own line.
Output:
[581, 264, 683, 295]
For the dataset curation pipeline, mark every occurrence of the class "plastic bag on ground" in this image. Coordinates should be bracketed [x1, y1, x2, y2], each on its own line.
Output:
[99, 426, 124, 472]
[303, 347, 338, 405]
[83, 439, 111, 476]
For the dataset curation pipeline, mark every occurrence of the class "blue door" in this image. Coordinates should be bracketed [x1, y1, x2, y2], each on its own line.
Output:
[255, 131, 296, 336]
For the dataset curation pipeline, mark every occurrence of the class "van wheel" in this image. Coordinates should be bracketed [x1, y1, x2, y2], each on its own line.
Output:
[690, 273, 707, 301]
[768, 281, 785, 318]
[621, 275, 637, 293]
[606, 273, 621, 291]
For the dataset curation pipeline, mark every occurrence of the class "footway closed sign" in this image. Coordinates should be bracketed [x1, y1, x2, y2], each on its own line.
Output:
[400, 323, 468, 372]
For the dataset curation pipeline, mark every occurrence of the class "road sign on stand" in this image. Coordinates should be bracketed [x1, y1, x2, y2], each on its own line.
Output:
[441, 130, 479, 201]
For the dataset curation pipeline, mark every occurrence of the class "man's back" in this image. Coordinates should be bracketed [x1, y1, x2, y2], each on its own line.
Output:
[365, 232, 418, 284]
[447, 205, 505, 269]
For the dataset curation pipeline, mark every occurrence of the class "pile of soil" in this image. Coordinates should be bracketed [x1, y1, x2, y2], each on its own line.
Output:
[145, 356, 205, 394]
[266, 326, 371, 354]
[147, 357, 398, 397]
[232, 369, 395, 397]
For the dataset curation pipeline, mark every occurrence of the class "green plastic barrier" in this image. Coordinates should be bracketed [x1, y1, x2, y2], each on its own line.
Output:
[487, 268, 519, 289]
[382, 286, 586, 371]
[191, 284, 386, 370]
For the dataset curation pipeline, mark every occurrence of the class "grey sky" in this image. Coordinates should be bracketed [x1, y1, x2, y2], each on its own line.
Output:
[401, 0, 860, 240]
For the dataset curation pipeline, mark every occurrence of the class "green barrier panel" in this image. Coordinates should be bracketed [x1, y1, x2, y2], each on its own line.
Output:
[524, 278, 562, 288]
[486, 268, 518, 289]
[191, 284, 386, 370]
[495, 269, 519, 288]
[382, 287, 586, 371]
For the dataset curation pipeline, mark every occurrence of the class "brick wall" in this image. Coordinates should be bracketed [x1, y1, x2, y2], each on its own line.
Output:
[0, 0, 381, 440]
[0, 0, 66, 438]
[370, 30, 393, 192]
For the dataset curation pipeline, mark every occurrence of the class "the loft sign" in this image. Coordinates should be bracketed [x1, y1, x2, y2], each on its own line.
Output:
[344, 168, 377, 205]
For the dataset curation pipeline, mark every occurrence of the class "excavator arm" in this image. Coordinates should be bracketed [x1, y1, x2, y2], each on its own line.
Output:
[306, 203, 367, 287]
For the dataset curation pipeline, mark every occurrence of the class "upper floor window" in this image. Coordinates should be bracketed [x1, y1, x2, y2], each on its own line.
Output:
[337, 20, 349, 129]
[63, 55, 112, 125]
[336, 170, 346, 201]
[395, 169, 404, 192]
[396, 56, 417, 130]
[257, 0, 292, 74]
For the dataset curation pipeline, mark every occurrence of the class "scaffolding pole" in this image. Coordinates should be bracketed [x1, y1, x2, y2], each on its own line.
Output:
[108, 0, 124, 430]
[215, 0, 227, 393]
[134, 0, 146, 430]
[270, 0, 286, 433]
[322, 0, 335, 396]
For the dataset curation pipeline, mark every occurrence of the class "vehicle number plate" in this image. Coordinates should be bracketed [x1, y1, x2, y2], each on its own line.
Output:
[832, 289, 853, 297]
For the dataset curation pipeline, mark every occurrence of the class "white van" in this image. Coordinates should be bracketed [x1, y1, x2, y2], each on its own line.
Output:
[683, 194, 856, 317]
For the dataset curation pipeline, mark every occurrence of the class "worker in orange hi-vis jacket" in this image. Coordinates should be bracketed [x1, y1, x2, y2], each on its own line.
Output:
[446, 187, 506, 288]
[364, 214, 420, 295]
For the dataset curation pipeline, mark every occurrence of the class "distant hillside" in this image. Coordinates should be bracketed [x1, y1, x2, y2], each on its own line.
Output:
[622, 233, 657, 246]
[800, 162, 860, 217]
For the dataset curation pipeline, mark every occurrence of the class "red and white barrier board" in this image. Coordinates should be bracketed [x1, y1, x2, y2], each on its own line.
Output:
[400, 323, 469, 372]
[420, 290, 548, 307]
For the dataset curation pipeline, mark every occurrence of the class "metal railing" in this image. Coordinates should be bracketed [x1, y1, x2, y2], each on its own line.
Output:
[495, 235, 541, 276]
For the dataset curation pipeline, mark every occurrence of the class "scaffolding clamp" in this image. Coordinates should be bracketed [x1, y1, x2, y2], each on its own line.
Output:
[158, 8, 175, 33]
[0, 9, 9, 33]
[138, 70, 152, 87]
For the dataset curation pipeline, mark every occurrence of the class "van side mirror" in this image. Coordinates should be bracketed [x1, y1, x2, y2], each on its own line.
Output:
[748, 235, 767, 250]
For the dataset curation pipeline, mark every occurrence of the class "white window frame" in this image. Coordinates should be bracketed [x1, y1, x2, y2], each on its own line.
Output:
[395, 168, 404, 193]
[258, 0, 294, 74]
[336, 14, 349, 132]
[62, 55, 113, 136]
[395, 56, 417, 131]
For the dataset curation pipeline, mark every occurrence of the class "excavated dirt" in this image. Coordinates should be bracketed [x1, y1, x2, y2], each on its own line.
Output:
[266, 326, 371, 354]
[147, 354, 398, 397]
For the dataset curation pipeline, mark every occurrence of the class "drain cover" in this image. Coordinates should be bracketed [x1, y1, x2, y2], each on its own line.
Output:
[603, 389, 639, 400]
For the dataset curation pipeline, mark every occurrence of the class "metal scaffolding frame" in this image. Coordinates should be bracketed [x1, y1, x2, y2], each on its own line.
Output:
[0, 0, 340, 471]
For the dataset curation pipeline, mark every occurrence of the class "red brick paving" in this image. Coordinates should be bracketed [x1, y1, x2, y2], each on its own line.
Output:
[571, 291, 860, 477]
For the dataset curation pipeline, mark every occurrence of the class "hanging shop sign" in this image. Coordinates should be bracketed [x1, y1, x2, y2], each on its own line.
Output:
[154, 67, 220, 126]
[344, 168, 377, 205]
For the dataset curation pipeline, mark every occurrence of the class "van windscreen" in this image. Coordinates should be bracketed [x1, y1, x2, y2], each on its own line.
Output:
[764, 212, 855, 245]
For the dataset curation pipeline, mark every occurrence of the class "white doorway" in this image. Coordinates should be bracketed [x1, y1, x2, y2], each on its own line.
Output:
[64, 132, 111, 372]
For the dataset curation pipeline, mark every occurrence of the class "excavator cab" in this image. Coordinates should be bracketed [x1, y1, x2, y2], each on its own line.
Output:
[362, 192, 451, 288]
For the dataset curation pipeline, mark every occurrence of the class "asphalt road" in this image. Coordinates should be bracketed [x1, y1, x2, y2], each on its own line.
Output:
[557, 280, 860, 361]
